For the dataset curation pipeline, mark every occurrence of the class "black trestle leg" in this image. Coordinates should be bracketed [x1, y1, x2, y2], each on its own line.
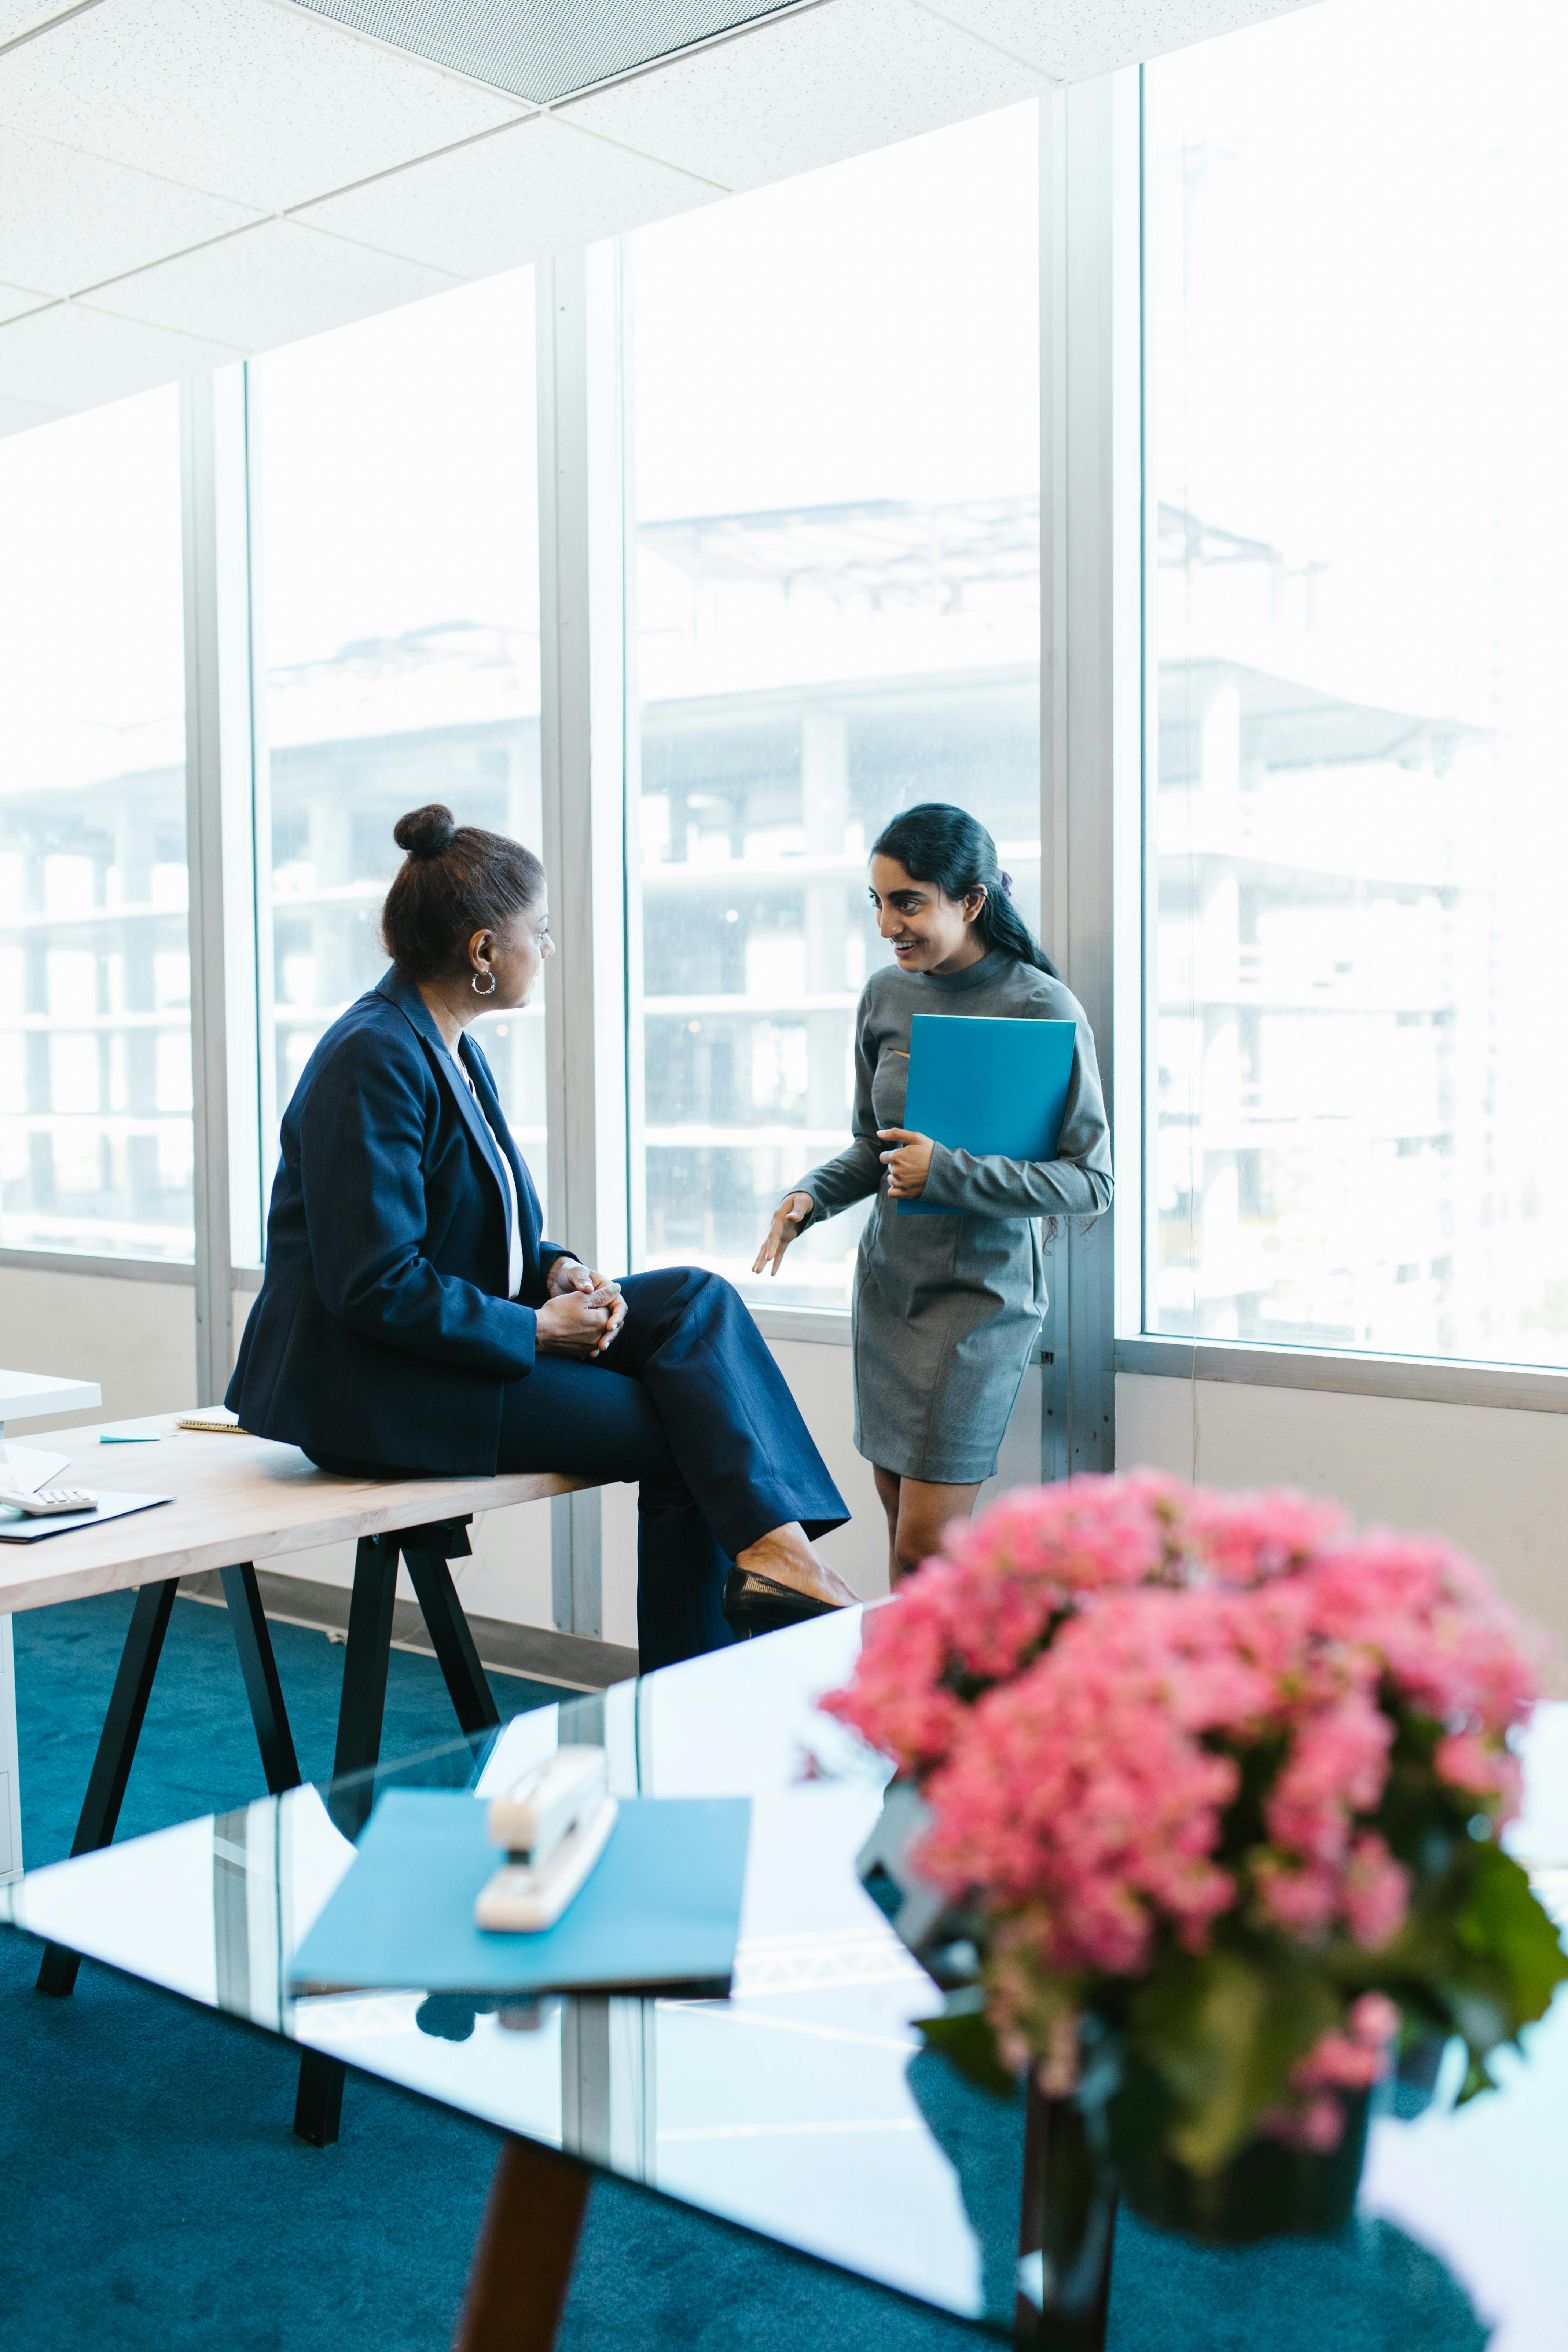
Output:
[293, 2048, 346, 2149]
[220, 1561, 302, 1795]
[403, 1532, 500, 1738]
[330, 1533, 401, 1799]
[295, 1531, 401, 2147]
[293, 1519, 491, 2147]
[37, 1577, 179, 1998]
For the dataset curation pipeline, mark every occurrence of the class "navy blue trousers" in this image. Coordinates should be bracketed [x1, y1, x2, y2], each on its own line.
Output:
[496, 1267, 847, 1671]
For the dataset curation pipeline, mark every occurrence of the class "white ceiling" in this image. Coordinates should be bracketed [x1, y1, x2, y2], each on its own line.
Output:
[0, 0, 1317, 437]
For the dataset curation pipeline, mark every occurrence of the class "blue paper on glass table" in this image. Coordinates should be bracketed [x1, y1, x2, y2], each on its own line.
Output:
[286, 1790, 751, 1997]
[897, 1013, 1076, 1215]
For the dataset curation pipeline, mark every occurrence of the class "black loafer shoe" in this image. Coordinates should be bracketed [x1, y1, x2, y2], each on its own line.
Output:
[722, 1567, 845, 1639]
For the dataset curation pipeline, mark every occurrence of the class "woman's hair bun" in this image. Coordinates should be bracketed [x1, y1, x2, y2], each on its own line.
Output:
[394, 804, 458, 861]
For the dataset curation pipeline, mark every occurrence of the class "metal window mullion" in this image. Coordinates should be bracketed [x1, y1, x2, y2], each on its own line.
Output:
[619, 240, 647, 1280]
[181, 367, 259, 1396]
[537, 249, 631, 1639]
[243, 360, 278, 1259]
[1135, 66, 1162, 1352]
[181, 371, 257, 1405]
[182, 376, 224, 1395]
[1040, 74, 1141, 1481]
[1040, 89, 1072, 1482]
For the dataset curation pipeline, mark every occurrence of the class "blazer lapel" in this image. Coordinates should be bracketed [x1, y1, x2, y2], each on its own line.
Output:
[375, 967, 510, 1208]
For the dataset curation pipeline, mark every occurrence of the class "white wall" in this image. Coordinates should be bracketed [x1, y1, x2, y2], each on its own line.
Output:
[1120, 1372, 1568, 1685]
[772, 1336, 1044, 1595]
[4, 1269, 569, 1634]
[1, 1265, 1042, 1650]
[12, 1271, 1561, 1680]
[0, 1265, 196, 1432]
[195, 1343, 1044, 1644]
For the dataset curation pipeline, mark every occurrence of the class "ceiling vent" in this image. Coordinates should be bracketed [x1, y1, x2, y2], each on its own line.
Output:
[293, 0, 804, 106]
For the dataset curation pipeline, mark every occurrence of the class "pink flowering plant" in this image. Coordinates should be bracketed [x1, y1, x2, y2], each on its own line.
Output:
[822, 1473, 1566, 2183]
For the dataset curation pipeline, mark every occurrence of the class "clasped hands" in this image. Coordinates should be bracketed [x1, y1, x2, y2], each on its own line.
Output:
[535, 1254, 627, 1360]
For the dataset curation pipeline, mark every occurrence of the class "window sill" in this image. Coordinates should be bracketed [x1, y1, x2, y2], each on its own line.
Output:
[751, 1303, 1053, 1364]
[749, 1305, 852, 1347]
[0, 1247, 195, 1285]
[1117, 1334, 1568, 1416]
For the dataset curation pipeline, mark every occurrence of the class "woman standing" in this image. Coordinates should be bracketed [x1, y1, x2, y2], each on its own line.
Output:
[229, 804, 853, 1668]
[753, 804, 1112, 1584]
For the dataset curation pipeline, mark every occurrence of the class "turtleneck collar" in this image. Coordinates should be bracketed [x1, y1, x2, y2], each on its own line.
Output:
[917, 948, 1002, 994]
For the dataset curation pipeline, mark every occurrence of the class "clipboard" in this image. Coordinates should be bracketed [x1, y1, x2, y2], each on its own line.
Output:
[898, 1013, 1076, 1216]
[0, 1491, 174, 1543]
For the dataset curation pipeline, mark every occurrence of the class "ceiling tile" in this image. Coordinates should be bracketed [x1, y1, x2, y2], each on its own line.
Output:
[913, 0, 1314, 78]
[0, 0, 525, 213]
[0, 392, 62, 439]
[0, 301, 242, 410]
[88, 217, 460, 352]
[297, 0, 795, 108]
[0, 2, 77, 41]
[559, 0, 1051, 192]
[0, 278, 50, 323]
[295, 113, 718, 278]
[0, 126, 264, 298]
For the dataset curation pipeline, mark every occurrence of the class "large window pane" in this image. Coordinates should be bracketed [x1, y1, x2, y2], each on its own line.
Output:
[0, 391, 191, 1261]
[1146, 1, 1568, 1362]
[632, 107, 1041, 1307]
[251, 273, 543, 1239]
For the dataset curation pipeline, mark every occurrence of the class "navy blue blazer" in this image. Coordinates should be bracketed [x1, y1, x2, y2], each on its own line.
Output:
[228, 965, 573, 1474]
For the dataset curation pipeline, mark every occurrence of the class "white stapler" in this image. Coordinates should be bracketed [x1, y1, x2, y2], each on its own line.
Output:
[475, 1746, 617, 1933]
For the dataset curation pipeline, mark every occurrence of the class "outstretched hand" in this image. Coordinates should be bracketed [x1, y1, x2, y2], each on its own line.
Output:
[753, 1193, 813, 1277]
[540, 1255, 627, 1357]
[878, 1130, 934, 1199]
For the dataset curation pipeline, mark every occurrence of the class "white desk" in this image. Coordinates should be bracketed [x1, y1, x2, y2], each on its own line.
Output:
[10, 1411, 591, 2142]
[0, 1367, 102, 1425]
[0, 1366, 102, 1885]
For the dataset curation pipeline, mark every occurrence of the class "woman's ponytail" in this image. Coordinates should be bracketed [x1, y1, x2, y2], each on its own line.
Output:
[870, 804, 1060, 977]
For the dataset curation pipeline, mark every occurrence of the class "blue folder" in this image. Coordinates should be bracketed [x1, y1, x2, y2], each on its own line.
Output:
[287, 1790, 751, 1997]
[0, 1491, 173, 1543]
[897, 1013, 1076, 1215]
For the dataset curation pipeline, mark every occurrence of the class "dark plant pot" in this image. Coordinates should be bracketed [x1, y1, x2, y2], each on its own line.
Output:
[1110, 2088, 1371, 2245]
[1016, 2086, 1119, 2349]
[1392, 2025, 1448, 2118]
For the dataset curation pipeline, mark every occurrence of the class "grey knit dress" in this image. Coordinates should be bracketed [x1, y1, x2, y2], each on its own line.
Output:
[791, 950, 1113, 1483]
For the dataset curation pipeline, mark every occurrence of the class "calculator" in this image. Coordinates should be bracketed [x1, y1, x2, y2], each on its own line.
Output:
[0, 1486, 99, 1516]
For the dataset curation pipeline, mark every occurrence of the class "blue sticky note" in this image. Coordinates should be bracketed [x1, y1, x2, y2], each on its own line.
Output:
[100, 1428, 160, 1442]
[287, 1790, 751, 1997]
[897, 1014, 1076, 1216]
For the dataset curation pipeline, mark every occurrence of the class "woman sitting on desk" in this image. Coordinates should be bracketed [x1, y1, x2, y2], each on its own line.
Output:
[228, 804, 853, 1669]
[753, 803, 1112, 1587]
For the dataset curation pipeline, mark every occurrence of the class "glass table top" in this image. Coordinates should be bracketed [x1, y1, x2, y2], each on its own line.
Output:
[5, 1610, 1568, 2347]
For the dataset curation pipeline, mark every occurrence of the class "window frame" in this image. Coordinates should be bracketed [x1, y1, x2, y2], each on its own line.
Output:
[12, 61, 1567, 1519]
[1125, 49, 1568, 1415]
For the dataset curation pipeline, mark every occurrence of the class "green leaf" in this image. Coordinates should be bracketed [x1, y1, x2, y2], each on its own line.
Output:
[915, 1989, 1020, 2100]
[1127, 1948, 1338, 2177]
[1455, 1843, 1568, 2033]
[1456, 2048, 1498, 2104]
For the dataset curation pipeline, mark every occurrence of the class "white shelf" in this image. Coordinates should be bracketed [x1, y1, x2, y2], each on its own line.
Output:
[0, 1368, 103, 1424]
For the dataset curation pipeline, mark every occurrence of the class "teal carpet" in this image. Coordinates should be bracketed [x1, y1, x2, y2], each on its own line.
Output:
[1, 1594, 1490, 2349]
[1, 1592, 984, 2350]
